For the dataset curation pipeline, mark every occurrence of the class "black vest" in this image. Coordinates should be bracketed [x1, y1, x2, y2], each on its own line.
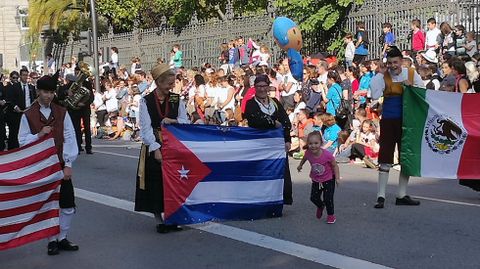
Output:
[144, 91, 180, 142]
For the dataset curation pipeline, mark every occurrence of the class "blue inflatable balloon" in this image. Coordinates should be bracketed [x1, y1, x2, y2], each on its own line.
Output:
[287, 48, 303, 82]
[273, 17, 303, 51]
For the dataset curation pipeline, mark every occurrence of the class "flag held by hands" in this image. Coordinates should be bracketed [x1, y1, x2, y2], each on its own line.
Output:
[0, 137, 63, 251]
[161, 125, 286, 225]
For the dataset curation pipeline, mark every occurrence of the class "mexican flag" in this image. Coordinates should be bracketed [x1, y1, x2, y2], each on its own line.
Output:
[401, 87, 480, 179]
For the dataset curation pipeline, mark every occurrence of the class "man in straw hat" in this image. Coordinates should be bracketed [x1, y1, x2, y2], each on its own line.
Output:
[18, 72, 79, 255]
[370, 46, 424, 209]
[135, 63, 188, 233]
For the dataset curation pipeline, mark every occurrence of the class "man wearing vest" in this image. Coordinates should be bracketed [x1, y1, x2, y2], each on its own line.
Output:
[18, 73, 79, 255]
[370, 46, 423, 209]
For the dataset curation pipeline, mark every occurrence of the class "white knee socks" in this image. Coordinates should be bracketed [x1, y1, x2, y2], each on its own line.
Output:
[49, 207, 75, 242]
[377, 171, 389, 198]
[397, 172, 410, 198]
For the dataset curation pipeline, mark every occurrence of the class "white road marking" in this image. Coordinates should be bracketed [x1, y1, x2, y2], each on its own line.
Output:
[93, 150, 139, 159]
[92, 144, 141, 149]
[75, 188, 393, 269]
[412, 195, 480, 208]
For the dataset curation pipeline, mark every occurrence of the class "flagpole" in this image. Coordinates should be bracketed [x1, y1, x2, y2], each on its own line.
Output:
[90, 0, 100, 93]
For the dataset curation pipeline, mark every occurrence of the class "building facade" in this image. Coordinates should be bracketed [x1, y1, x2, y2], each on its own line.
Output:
[0, 0, 29, 73]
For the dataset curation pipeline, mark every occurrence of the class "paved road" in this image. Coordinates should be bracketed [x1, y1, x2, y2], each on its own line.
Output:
[1, 138, 479, 269]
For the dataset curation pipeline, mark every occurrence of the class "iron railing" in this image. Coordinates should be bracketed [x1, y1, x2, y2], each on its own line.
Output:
[345, 0, 480, 59]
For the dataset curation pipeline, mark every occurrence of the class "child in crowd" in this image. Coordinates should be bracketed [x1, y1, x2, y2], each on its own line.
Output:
[336, 120, 379, 168]
[297, 131, 340, 224]
[317, 113, 341, 154]
[344, 34, 355, 68]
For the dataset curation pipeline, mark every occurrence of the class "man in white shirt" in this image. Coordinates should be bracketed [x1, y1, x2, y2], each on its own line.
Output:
[425, 18, 441, 51]
[279, 58, 299, 110]
[19, 73, 79, 255]
[317, 60, 329, 84]
[370, 46, 423, 209]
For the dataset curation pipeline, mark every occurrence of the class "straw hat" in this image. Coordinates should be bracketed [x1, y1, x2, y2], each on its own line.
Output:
[151, 63, 173, 81]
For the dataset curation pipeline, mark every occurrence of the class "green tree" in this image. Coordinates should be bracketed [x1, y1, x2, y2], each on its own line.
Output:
[275, 0, 364, 54]
[96, 0, 268, 32]
[28, 0, 90, 61]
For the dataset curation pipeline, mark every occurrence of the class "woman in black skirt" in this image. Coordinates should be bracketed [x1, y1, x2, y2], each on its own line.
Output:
[243, 74, 294, 204]
[135, 63, 189, 233]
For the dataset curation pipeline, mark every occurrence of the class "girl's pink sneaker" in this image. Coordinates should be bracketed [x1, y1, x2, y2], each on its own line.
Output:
[326, 215, 336, 224]
[316, 207, 324, 219]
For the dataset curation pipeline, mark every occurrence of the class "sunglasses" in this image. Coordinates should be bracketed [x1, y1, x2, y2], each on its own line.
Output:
[11, 77, 19, 80]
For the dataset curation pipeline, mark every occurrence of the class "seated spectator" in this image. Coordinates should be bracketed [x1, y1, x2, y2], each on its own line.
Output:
[336, 120, 379, 168]
[317, 113, 341, 154]
[292, 109, 315, 159]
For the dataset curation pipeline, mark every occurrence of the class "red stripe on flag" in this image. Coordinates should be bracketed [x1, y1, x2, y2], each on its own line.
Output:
[0, 209, 58, 234]
[0, 134, 54, 156]
[0, 226, 59, 251]
[0, 147, 58, 173]
[0, 192, 59, 218]
[458, 94, 480, 179]
[0, 181, 60, 202]
[0, 164, 63, 186]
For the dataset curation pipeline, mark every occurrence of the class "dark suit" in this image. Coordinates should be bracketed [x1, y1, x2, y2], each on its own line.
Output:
[5, 81, 36, 149]
[0, 84, 7, 151]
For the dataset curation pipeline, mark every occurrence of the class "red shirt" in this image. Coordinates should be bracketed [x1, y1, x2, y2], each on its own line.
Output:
[240, 87, 256, 113]
[351, 79, 360, 94]
[412, 29, 426, 52]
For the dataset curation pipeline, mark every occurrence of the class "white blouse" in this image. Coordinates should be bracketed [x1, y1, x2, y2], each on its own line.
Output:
[139, 97, 189, 152]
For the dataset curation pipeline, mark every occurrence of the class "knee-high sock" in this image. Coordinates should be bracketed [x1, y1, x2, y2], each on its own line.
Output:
[59, 208, 75, 241]
[154, 212, 164, 224]
[377, 171, 389, 198]
[398, 172, 410, 198]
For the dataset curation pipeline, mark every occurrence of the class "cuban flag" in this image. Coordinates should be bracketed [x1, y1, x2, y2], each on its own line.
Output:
[161, 125, 285, 225]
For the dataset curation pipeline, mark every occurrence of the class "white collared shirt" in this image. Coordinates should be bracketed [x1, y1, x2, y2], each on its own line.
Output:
[21, 82, 31, 108]
[139, 96, 189, 152]
[18, 103, 78, 167]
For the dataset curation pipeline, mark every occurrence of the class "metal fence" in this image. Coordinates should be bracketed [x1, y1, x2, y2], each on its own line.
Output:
[53, 5, 284, 71]
[345, 0, 480, 59]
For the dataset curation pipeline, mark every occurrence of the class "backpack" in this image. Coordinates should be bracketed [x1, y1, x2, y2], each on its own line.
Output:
[333, 85, 351, 119]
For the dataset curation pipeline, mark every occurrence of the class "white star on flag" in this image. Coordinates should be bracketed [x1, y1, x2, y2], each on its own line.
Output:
[178, 165, 190, 180]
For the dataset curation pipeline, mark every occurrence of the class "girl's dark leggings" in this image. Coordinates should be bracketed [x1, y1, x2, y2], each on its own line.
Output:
[310, 180, 335, 215]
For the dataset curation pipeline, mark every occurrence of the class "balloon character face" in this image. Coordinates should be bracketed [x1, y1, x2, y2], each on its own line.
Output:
[273, 17, 303, 51]
[287, 48, 304, 82]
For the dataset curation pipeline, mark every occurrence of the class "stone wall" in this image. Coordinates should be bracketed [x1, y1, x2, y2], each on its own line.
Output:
[0, 0, 28, 73]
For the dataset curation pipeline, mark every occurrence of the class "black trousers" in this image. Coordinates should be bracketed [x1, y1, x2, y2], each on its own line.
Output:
[59, 179, 76, 208]
[351, 143, 366, 159]
[96, 110, 108, 127]
[283, 156, 293, 204]
[0, 113, 6, 151]
[6, 112, 21, 150]
[310, 180, 335, 215]
[69, 108, 92, 151]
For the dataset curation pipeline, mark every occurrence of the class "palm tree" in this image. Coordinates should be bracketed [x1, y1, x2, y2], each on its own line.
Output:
[28, 0, 89, 72]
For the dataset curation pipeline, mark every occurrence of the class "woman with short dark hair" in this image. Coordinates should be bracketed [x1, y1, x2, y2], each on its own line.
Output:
[244, 74, 294, 205]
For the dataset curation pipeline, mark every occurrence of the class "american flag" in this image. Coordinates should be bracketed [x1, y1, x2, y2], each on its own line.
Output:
[0, 137, 63, 250]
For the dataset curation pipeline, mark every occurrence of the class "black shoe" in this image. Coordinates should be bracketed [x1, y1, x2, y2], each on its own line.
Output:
[156, 224, 169, 233]
[156, 224, 183, 233]
[79, 148, 84, 152]
[166, 225, 183, 232]
[58, 238, 79, 251]
[395, 195, 420, 206]
[86, 149, 93, 154]
[283, 198, 293, 205]
[47, 241, 59, 255]
[374, 197, 385, 209]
